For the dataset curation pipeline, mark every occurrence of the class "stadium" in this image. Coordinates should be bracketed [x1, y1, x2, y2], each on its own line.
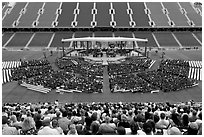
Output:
[1, 1, 202, 135]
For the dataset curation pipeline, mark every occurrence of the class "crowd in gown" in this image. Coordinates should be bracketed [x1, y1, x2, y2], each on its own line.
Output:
[138, 59, 196, 92]
[108, 58, 153, 75]
[109, 59, 197, 93]
[11, 58, 103, 93]
[2, 100, 202, 135]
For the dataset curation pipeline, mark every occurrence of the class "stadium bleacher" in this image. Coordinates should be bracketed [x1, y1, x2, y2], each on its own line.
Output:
[76, 3, 93, 27]
[129, 2, 150, 27]
[2, 2, 27, 27]
[17, 2, 44, 27]
[179, 2, 202, 26]
[113, 2, 130, 27]
[56, 2, 76, 27]
[173, 32, 201, 47]
[36, 2, 60, 27]
[2, 32, 14, 47]
[145, 2, 170, 27]
[153, 31, 180, 48]
[49, 32, 73, 48]
[95, 2, 111, 27]
[134, 31, 158, 47]
[27, 32, 54, 48]
[162, 2, 190, 27]
[4, 32, 34, 48]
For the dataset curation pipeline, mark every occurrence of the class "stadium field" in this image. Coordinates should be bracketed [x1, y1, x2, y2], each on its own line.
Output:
[2, 49, 202, 104]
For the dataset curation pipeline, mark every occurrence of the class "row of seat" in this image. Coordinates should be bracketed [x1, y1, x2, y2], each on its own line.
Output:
[2, 69, 12, 84]
[2, 2, 201, 28]
[188, 67, 202, 81]
[188, 60, 202, 68]
[20, 82, 51, 94]
[2, 61, 21, 69]
[2, 31, 202, 48]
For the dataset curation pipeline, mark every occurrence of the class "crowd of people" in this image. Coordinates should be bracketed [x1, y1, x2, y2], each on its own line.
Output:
[108, 58, 152, 75]
[109, 58, 197, 93]
[109, 74, 157, 93]
[11, 58, 103, 93]
[108, 58, 156, 93]
[2, 101, 202, 135]
[138, 59, 197, 92]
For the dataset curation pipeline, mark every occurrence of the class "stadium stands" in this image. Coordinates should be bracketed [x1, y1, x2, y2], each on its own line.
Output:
[27, 32, 53, 48]
[193, 31, 202, 42]
[153, 32, 180, 48]
[17, 2, 44, 27]
[95, 2, 111, 27]
[145, 2, 170, 27]
[2, 101, 202, 135]
[49, 32, 73, 47]
[113, 2, 130, 27]
[134, 31, 158, 47]
[179, 2, 202, 26]
[94, 31, 113, 37]
[2, 32, 14, 46]
[129, 2, 150, 27]
[56, 2, 76, 27]
[37, 2, 60, 27]
[2, 2, 27, 27]
[76, 3, 93, 27]
[173, 32, 201, 47]
[162, 2, 190, 27]
[4, 32, 34, 48]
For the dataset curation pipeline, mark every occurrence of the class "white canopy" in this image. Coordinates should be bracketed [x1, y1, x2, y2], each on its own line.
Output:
[62, 37, 148, 42]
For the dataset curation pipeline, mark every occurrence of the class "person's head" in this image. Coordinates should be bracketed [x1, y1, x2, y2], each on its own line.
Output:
[21, 117, 36, 131]
[198, 111, 202, 120]
[167, 127, 182, 135]
[130, 121, 139, 135]
[42, 118, 51, 127]
[69, 124, 77, 135]
[62, 111, 68, 117]
[117, 126, 126, 135]
[52, 119, 58, 128]
[143, 121, 153, 135]
[56, 111, 61, 117]
[104, 115, 111, 123]
[90, 122, 99, 134]
[2, 116, 8, 125]
[160, 113, 166, 120]
[192, 110, 197, 116]
[10, 115, 17, 123]
[182, 114, 189, 126]
[187, 122, 199, 135]
[91, 112, 98, 121]
[153, 114, 160, 123]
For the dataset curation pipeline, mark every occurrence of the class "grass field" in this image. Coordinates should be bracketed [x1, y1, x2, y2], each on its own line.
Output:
[2, 49, 202, 104]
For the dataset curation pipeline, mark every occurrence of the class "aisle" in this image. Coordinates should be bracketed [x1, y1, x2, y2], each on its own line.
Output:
[102, 66, 110, 94]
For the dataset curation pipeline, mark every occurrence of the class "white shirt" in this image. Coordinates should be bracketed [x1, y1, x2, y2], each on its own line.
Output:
[38, 126, 60, 135]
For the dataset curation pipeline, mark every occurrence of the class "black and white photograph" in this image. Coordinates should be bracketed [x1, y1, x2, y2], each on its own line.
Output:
[1, 0, 202, 135]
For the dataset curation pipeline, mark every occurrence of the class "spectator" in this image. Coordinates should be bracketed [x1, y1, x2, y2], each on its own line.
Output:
[155, 112, 169, 129]
[183, 122, 199, 135]
[52, 119, 64, 135]
[167, 127, 182, 135]
[98, 115, 116, 135]
[67, 124, 78, 135]
[116, 126, 126, 135]
[58, 111, 71, 135]
[9, 114, 22, 130]
[38, 118, 59, 135]
[2, 116, 19, 135]
[129, 119, 139, 135]
[20, 117, 37, 135]
[189, 110, 198, 122]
